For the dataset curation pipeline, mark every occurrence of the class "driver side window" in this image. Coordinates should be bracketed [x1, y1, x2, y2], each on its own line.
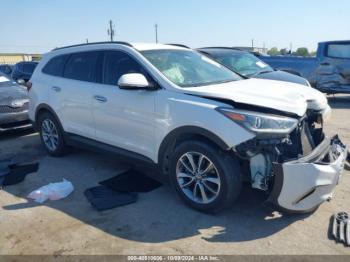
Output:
[103, 51, 147, 85]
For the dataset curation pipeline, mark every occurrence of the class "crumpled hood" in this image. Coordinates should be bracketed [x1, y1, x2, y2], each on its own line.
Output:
[182, 78, 328, 117]
[302, 86, 328, 111]
[0, 84, 28, 106]
[254, 71, 329, 110]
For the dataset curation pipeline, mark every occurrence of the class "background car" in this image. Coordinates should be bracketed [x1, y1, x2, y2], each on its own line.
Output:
[197, 47, 311, 86]
[0, 73, 31, 132]
[256, 41, 350, 94]
[11, 61, 38, 82]
[0, 64, 14, 77]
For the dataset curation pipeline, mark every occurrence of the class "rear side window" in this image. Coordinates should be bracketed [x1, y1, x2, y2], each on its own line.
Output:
[103, 51, 146, 85]
[63, 51, 100, 82]
[42, 55, 69, 76]
[327, 44, 350, 59]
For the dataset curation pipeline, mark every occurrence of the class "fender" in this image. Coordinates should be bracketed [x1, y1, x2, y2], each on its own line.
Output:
[34, 103, 64, 132]
[158, 125, 230, 166]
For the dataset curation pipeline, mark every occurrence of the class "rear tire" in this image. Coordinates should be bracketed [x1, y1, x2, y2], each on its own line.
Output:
[168, 140, 242, 213]
[38, 112, 67, 157]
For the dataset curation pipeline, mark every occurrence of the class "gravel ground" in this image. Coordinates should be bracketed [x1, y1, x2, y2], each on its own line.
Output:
[0, 95, 349, 255]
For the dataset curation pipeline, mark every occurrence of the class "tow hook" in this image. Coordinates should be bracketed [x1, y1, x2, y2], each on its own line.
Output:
[332, 212, 350, 246]
[327, 194, 333, 202]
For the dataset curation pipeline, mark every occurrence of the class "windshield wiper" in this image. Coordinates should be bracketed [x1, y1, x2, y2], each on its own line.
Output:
[183, 79, 237, 88]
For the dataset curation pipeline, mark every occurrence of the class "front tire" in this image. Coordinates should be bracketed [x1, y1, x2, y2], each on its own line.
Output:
[169, 140, 242, 213]
[38, 112, 67, 157]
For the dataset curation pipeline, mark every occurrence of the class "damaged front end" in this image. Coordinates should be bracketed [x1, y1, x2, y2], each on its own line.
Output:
[268, 135, 346, 213]
[235, 109, 347, 213]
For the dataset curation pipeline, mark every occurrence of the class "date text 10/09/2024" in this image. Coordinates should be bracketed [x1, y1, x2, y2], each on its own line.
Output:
[127, 256, 220, 261]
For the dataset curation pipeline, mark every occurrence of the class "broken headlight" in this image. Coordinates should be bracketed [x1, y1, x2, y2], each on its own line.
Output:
[217, 107, 298, 135]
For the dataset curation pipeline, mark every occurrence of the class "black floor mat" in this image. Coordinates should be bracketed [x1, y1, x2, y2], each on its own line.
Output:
[99, 169, 162, 193]
[84, 186, 137, 211]
[0, 158, 14, 176]
[0, 162, 39, 187]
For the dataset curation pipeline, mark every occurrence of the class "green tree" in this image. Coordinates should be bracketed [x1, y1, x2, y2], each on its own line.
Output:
[267, 47, 280, 56]
[294, 47, 310, 57]
[280, 48, 290, 55]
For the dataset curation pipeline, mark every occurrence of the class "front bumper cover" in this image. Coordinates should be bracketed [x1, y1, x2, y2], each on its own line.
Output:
[0, 111, 32, 132]
[268, 135, 347, 213]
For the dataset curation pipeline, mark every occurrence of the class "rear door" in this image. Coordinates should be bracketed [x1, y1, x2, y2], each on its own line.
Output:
[50, 51, 102, 139]
[92, 50, 157, 160]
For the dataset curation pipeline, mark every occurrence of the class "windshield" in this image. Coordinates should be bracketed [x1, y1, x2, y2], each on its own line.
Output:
[210, 51, 274, 77]
[142, 49, 241, 87]
[0, 75, 12, 87]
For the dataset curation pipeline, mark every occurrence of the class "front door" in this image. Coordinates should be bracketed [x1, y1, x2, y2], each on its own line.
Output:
[92, 50, 157, 161]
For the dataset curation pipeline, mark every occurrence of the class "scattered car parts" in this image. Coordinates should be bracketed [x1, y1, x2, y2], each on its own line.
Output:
[332, 212, 350, 246]
[84, 186, 137, 211]
[345, 152, 350, 171]
[0, 161, 39, 187]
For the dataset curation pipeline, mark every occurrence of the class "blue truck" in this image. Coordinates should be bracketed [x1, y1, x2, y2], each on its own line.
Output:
[257, 41, 350, 94]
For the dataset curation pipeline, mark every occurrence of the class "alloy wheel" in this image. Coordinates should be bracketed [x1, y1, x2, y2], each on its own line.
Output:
[41, 119, 59, 151]
[176, 152, 221, 204]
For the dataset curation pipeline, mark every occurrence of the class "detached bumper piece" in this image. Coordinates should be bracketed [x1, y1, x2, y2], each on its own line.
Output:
[332, 212, 350, 246]
[268, 135, 347, 213]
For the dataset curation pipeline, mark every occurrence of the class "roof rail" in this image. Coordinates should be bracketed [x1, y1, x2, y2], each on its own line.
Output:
[52, 41, 133, 51]
[198, 47, 241, 50]
[166, 43, 190, 49]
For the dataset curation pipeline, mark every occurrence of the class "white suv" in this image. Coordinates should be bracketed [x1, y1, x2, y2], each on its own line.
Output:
[29, 42, 347, 213]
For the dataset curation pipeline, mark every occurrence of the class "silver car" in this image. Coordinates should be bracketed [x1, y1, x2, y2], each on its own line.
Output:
[0, 73, 31, 132]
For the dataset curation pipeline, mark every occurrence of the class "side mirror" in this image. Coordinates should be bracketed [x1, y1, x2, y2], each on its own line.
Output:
[17, 79, 26, 85]
[118, 73, 150, 90]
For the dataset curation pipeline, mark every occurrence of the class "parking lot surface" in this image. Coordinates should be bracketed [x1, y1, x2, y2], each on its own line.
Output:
[0, 95, 350, 255]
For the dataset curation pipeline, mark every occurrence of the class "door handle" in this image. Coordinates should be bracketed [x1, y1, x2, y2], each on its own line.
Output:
[94, 95, 107, 103]
[52, 86, 61, 92]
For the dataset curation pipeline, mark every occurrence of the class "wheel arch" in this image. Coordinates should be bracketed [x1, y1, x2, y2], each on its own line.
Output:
[158, 126, 230, 175]
[34, 104, 64, 132]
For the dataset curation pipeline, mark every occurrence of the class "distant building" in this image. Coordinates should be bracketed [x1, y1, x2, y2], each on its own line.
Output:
[0, 53, 42, 65]
[234, 46, 268, 55]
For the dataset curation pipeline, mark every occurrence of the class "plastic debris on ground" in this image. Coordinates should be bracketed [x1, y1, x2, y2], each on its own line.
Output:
[28, 179, 74, 203]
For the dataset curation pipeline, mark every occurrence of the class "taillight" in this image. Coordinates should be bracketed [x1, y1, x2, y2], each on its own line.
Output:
[26, 81, 32, 91]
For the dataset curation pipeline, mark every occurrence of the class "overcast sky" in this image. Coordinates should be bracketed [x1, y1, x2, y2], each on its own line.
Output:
[1, 0, 349, 53]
